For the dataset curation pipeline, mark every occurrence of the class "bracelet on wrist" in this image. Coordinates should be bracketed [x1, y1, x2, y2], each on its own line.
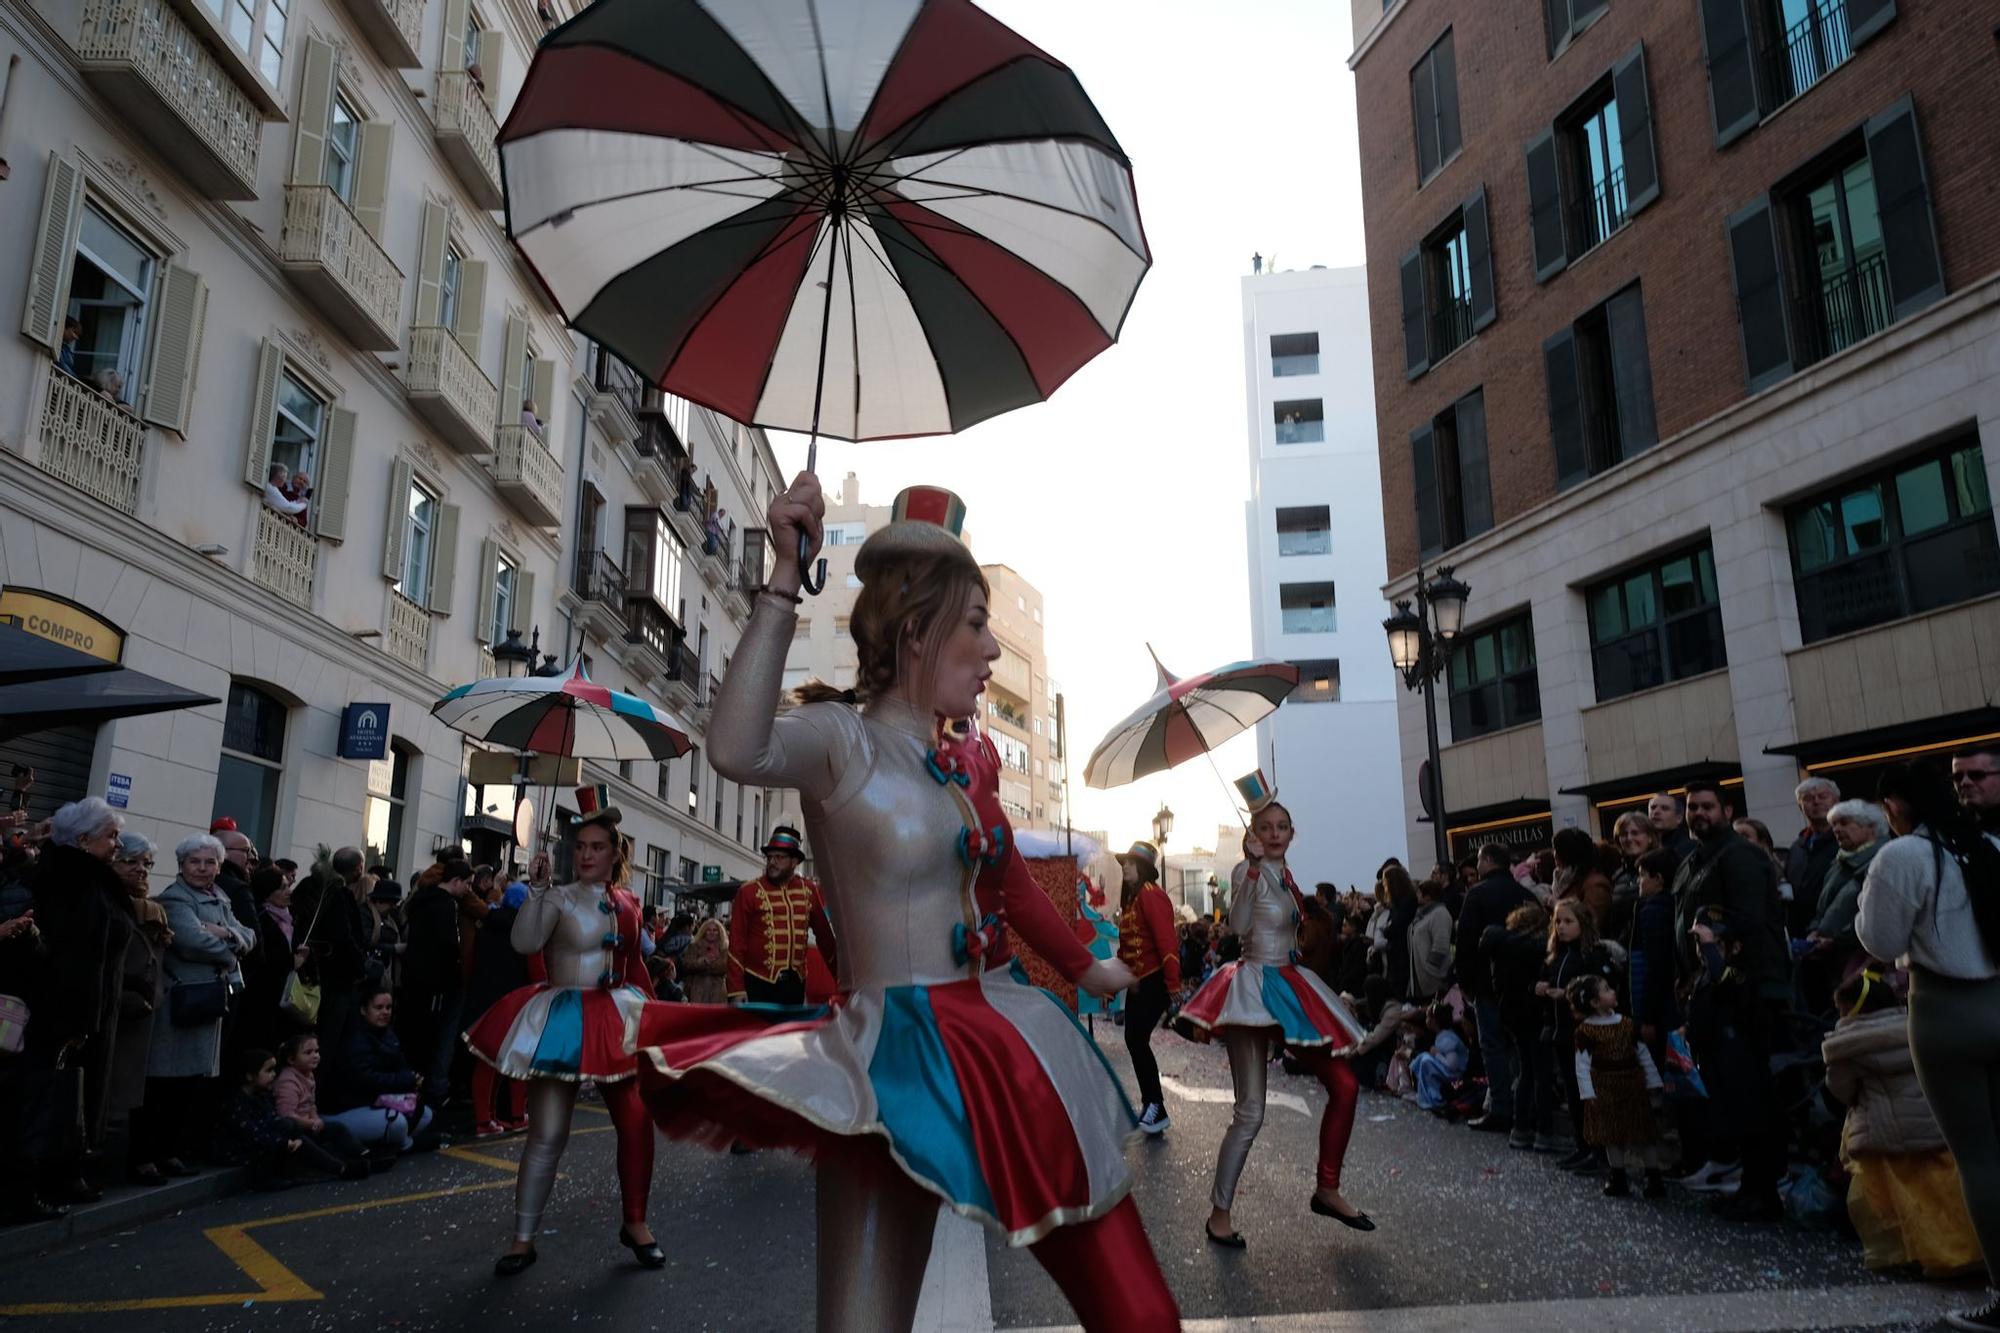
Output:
[757, 586, 804, 607]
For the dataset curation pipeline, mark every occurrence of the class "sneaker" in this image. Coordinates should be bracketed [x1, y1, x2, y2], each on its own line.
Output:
[1945, 1293, 2000, 1332]
[474, 1121, 505, 1139]
[499, 1117, 530, 1134]
[1508, 1129, 1535, 1151]
[1467, 1114, 1513, 1134]
[1138, 1103, 1171, 1136]
[1532, 1133, 1562, 1153]
[1676, 1160, 1742, 1192]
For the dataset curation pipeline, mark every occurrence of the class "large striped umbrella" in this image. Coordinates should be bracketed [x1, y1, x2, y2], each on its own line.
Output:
[1083, 651, 1298, 791]
[432, 659, 691, 762]
[498, 0, 1150, 589]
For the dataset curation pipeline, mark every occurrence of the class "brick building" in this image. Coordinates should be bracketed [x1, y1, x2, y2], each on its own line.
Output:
[1347, 0, 2000, 859]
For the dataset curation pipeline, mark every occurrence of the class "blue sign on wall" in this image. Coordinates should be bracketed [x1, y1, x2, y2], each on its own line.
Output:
[106, 773, 132, 810]
[338, 703, 391, 759]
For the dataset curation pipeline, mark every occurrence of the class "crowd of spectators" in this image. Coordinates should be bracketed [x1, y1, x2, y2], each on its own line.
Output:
[1164, 756, 1997, 1292]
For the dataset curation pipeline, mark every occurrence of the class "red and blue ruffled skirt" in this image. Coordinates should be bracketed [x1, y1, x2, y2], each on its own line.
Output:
[464, 983, 649, 1081]
[633, 965, 1137, 1246]
[1177, 960, 1367, 1049]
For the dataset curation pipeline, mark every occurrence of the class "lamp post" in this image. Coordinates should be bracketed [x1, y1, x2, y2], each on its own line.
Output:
[1152, 802, 1174, 903]
[1382, 565, 1470, 870]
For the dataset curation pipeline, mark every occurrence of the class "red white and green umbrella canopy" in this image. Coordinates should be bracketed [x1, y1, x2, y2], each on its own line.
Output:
[432, 659, 691, 762]
[1083, 653, 1299, 791]
[497, 0, 1150, 442]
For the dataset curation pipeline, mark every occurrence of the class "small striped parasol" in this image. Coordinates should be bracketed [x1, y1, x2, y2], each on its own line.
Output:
[432, 658, 692, 761]
[1082, 649, 1297, 792]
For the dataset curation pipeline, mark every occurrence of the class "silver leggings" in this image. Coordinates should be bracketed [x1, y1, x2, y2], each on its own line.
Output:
[1212, 1029, 1271, 1211]
[514, 1079, 579, 1242]
[814, 1149, 939, 1333]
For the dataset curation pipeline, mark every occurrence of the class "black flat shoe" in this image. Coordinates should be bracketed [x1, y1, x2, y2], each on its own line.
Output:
[1310, 1195, 1376, 1231]
[1204, 1224, 1246, 1249]
[494, 1248, 537, 1277]
[618, 1228, 667, 1268]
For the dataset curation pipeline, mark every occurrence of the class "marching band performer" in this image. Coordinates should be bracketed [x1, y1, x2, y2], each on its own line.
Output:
[726, 825, 837, 1005]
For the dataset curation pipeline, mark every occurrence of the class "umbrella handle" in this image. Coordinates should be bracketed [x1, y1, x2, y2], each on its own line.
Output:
[799, 536, 827, 596]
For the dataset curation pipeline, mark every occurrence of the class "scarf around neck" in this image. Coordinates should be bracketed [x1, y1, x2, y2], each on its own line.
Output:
[263, 901, 294, 945]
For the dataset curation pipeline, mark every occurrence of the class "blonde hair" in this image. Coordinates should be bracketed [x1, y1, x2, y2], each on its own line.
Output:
[1612, 810, 1657, 847]
[795, 545, 988, 707]
[1546, 897, 1601, 963]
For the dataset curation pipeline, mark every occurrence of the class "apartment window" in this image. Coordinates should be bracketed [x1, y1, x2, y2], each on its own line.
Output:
[754, 793, 764, 850]
[1276, 505, 1332, 557]
[1448, 615, 1541, 740]
[686, 745, 700, 817]
[735, 783, 745, 843]
[1400, 190, 1495, 376]
[363, 740, 414, 874]
[713, 780, 723, 832]
[67, 204, 155, 392]
[1270, 332, 1319, 377]
[325, 94, 360, 203]
[1279, 582, 1336, 635]
[214, 681, 287, 857]
[271, 370, 324, 483]
[823, 522, 866, 546]
[648, 847, 669, 906]
[679, 855, 699, 887]
[399, 476, 439, 601]
[1289, 659, 1340, 704]
[1526, 46, 1659, 282]
[1410, 29, 1461, 184]
[201, 0, 287, 84]
[438, 244, 464, 331]
[1728, 98, 1940, 393]
[1789, 434, 1999, 643]
[1546, 283, 1656, 489]
[1545, 0, 1608, 59]
[1586, 544, 1725, 702]
[490, 552, 517, 646]
[1274, 399, 1323, 445]
[1411, 388, 1492, 560]
[462, 8, 482, 73]
[1700, 0, 1896, 147]
[656, 759, 672, 802]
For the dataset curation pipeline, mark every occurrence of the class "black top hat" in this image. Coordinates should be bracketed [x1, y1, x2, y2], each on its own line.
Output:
[762, 825, 806, 858]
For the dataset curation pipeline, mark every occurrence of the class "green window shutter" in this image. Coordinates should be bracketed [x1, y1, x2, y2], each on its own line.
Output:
[1463, 186, 1496, 332]
[414, 201, 449, 327]
[475, 537, 498, 643]
[314, 407, 357, 541]
[1697, 0, 1761, 147]
[1865, 96, 1944, 322]
[243, 340, 285, 488]
[289, 36, 336, 187]
[1525, 128, 1567, 282]
[1612, 45, 1660, 216]
[475, 31, 503, 108]
[530, 359, 555, 424]
[353, 122, 394, 241]
[1545, 327, 1588, 489]
[439, 0, 470, 71]
[21, 153, 83, 352]
[140, 263, 207, 435]
[1399, 246, 1429, 378]
[382, 457, 413, 580]
[428, 503, 461, 614]
[454, 259, 487, 358]
[1453, 389, 1492, 539]
[1726, 195, 1794, 392]
[511, 568, 535, 634]
[499, 315, 528, 422]
[1847, 0, 1896, 47]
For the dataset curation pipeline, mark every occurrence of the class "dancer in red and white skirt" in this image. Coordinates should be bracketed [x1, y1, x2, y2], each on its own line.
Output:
[1179, 777, 1371, 1248]
[633, 478, 1178, 1333]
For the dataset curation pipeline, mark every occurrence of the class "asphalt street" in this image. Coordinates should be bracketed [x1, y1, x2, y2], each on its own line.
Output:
[0, 1022, 1979, 1331]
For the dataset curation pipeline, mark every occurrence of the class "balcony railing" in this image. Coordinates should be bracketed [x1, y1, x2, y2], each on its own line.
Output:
[571, 548, 627, 642]
[251, 504, 316, 609]
[386, 589, 430, 669]
[624, 594, 682, 666]
[1760, 0, 1852, 108]
[36, 368, 145, 514]
[281, 185, 403, 350]
[1570, 163, 1627, 257]
[590, 349, 646, 445]
[1429, 293, 1474, 362]
[1270, 353, 1320, 377]
[1274, 417, 1324, 445]
[491, 423, 564, 526]
[406, 325, 499, 454]
[338, 0, 423, 67]
[75, 0, 262, 199]
[433, 68, 503, 209]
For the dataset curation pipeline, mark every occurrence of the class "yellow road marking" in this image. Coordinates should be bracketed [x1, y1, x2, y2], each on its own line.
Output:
[0, 1127, 610, 1318]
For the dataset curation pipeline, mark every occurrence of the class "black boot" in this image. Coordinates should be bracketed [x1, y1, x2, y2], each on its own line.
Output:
[1602, 1168, 1630, 1198]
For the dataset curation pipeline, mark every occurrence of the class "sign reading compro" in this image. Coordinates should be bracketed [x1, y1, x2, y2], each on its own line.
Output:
[0, 588, 125, 663]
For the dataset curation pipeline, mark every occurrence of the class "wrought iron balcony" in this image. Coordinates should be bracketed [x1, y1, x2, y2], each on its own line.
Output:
[1429, 294, 1474, 363]
[386, 589, 431, 669]
[624, 594, 683, 671]
[1569, 164, 1628, 259]
[571, 547, 627, 642]
[433, 68, 503, 209]
[490, 423, 563, 527]
[35, 367, 144, 514]
[75, 0, 262, 199]
[338, 0, 422, 67]
[1760, 0, 1852, 109]
[281, 185, 403, 350]
[251, 504, 316, 610]
[589, 349, 644, 449]
[1795, 249, 1894, 366]
[406, 325, 499, 454]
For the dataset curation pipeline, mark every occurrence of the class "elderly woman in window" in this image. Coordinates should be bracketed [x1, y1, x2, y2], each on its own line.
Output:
[1801, 799, 1893, 1015]
[263, 463, 309, 521]
[134, 833, 256, 1179]
[20, 797, 131, 1207]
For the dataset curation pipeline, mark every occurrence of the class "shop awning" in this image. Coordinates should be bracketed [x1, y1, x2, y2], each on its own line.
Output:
[0, 623, 121, 687]
[1444, 797, 1552, 829]
[1763, 708, 2000, 767]
[0, 667, 220, 740]
[1557, 760, 1742, 804]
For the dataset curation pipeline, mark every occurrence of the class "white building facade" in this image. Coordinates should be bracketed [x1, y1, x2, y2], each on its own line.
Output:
[1241, 266, 1405, 890]
[0, 0, 785, 900]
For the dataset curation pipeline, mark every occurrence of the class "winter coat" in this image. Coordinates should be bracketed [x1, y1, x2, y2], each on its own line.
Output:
[1383, 896, 1417, 1000]
[110, 905, 165, 1113]
[1484, 923, 1547, 1027]
[680, 921, 730, 1005]
[1542, 940, 1617, 1040]
[1785, 829, 1840, 937]
[303, 875, 371, 997]
[1809, 841, 1881, 949]
[1857, 828, 2000, 980]
[1333, 933, 1371, 997]
[241, 906, 303, 1050]
[216, 862, 259, 953]
[325, 1018, 419, 1114]
[1822, 1007, 1946, 1158]
[215, 1087, 292, 1163]
[273, 1066, 322, 1130]
[148, 877, 255, 1078]
[1624, 891, 1679, 1038]
[1455, 871, 1533, 999]
[1671, 829, 1787, 995]
[399, 883, 461, 997]
[462, 904, 530, 1025]
[23, 844, 127, 1050]
[1408, 900, 1453, 1000]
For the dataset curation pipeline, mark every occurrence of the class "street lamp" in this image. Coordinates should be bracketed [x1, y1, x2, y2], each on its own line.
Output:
[490, 627, 535, 677]
[1383, 565, 1472, 869]
[1152, 802, 1173, 898]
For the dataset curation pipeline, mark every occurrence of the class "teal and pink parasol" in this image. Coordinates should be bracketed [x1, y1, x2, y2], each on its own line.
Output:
[432, 658, 691, 761]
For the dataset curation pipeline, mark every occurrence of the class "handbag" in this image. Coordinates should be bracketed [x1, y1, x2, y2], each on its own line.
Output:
[279, 971, 321, 1025]
[373, 1092, 419, 1115]
[0, 994, 27, 1055]
[170, 978, 229, 1027]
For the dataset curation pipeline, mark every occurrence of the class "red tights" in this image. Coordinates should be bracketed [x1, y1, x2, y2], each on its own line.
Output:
[472, 1063, 523, 1123]
[1028, 1198, 1180, 1331]
[1297, 1047, 1359, 1192]
[600, 1077, 655, 1224]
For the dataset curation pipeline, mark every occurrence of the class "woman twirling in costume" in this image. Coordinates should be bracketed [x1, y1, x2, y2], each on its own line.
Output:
[1179, 785, 1372, 1248]
[464, 805, 663, 1276]
[635, 477, 1180, 1333]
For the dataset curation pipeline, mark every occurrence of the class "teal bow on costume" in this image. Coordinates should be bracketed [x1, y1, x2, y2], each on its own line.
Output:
[956, 823, 1008, 870]
[953, 913, 1005, 966]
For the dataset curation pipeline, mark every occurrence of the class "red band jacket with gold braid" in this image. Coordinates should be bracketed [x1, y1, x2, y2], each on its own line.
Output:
[726, 875, 838, 997]
[1117, 883, 1181, 991]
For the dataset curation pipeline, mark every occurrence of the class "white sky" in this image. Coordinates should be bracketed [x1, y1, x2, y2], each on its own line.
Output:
[768, 0, 1372, 857]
